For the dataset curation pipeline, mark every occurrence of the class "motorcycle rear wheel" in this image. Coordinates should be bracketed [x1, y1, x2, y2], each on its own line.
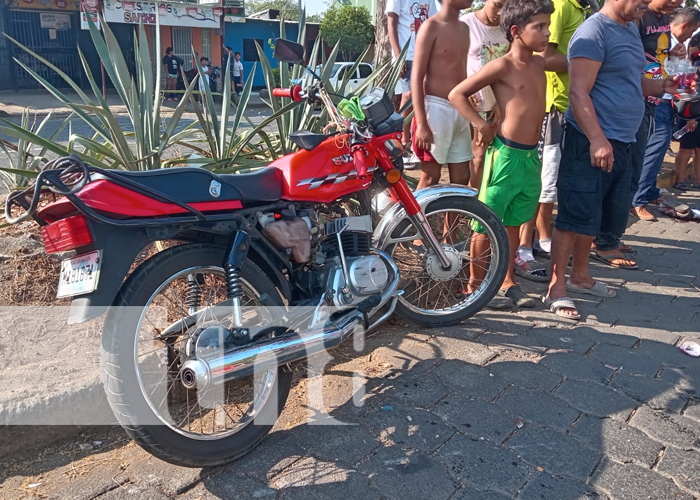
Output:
[101, 243, 292, 467]
[378, 195, 509, 326]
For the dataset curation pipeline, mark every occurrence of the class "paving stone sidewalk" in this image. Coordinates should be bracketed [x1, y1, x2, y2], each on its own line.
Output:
[2, 191, 700, 500]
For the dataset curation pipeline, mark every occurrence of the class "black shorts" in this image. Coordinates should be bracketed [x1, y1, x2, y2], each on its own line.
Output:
[679, 124, 700, 150]
[555, 126, 634, 237]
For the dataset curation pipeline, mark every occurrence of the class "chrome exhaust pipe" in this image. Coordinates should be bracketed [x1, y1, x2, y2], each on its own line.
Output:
[180, 249, 400, 391]
[180, 309, 364, 391]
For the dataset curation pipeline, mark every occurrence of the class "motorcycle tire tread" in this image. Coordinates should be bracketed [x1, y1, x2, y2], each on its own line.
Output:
[101, 243, 292, 468]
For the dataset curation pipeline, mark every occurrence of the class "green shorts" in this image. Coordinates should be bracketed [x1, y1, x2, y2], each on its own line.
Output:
[473, 136, 542, 233]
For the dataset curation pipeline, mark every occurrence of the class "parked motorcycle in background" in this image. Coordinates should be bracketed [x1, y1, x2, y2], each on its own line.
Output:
[5, 39, 509, 467]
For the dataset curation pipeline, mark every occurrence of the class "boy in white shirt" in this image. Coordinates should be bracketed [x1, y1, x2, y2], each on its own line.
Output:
[460, 0, 510, 190]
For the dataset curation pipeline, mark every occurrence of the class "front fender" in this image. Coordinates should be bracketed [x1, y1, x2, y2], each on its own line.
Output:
[373, 183, 478, 249]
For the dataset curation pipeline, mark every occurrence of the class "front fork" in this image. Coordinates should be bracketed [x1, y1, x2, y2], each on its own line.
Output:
[377, 151, 452, 269]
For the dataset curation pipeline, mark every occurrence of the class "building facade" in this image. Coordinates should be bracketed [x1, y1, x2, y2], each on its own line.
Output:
[1, 0, 244, 90]
[223, 16, 323, 88]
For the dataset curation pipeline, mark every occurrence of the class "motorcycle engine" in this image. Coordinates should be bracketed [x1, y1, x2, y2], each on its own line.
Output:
[317, 215, 390, 308]
[259, 209, 390, 308]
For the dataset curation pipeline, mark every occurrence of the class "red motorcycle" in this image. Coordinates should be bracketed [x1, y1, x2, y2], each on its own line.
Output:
[5, 39, 508, 466]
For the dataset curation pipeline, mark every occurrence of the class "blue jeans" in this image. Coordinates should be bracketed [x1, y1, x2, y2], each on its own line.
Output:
[595, 106, 652, 251]
[632, 101, 672, 207]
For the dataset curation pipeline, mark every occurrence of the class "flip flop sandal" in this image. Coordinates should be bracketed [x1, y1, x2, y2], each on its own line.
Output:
[502, 286, 536, 308]
[514, 258, 549, 282]
[590, 252, 638, 269]
[487, 294, 513, 310]
[566, 279, 616, 298]
[541, 294, 581, 321]
[688, 183, 700, 191]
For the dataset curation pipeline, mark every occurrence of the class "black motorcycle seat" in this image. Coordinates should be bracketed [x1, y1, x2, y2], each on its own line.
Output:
[109, 167, 284, 203]
[290, 130, 328, 151]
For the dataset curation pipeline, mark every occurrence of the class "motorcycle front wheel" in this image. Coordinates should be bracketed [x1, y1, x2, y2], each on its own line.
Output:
[101, 243, 292, 467]
[377, 195, 509, 326]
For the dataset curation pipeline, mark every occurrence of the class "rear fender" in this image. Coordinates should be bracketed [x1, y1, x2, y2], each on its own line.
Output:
[68, 223, 152, 324]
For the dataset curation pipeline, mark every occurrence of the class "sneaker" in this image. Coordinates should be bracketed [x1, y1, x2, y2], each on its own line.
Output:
[630, 206, 656, 221]
[403, 151, 420, 171]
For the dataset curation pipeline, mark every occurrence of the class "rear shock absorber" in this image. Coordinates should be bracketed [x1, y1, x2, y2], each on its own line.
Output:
[225, 264, 244, 328]
[185, 274, 203, 315]
[225, 231, 250, 328]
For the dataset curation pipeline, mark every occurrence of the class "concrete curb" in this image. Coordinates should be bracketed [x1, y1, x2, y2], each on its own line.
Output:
[0, 380, 114, 459]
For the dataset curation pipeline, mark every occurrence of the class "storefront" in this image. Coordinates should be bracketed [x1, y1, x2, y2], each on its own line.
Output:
[101, 0, 224, 72]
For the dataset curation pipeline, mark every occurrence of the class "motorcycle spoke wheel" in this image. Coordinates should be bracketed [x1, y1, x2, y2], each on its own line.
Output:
[390, 206, 502, 317]
[134, 266, 276, 441]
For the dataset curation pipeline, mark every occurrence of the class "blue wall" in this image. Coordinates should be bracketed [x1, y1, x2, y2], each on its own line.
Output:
[224, 19, 309, 87]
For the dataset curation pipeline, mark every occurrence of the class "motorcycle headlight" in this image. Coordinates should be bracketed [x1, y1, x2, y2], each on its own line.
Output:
[384, 139, 403, 158]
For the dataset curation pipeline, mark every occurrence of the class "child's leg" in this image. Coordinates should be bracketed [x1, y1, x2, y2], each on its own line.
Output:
[444, 161, 471, 243]
[675, 147, 693, 185]
[416, 161, 442, 190]
[468, 232, 491, 292]
[536, 203, 554, 243]
[469, 140, 487, 191]
[447, 161, 470, 186]
[503, 226, 520, 290]
[519, 215, 536, 249]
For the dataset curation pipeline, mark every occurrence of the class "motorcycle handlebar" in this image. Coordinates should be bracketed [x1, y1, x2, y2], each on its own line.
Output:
[272, 85, 303, 101]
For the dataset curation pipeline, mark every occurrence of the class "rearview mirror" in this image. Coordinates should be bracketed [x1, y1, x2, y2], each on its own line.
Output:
[273, 38, 306, 65]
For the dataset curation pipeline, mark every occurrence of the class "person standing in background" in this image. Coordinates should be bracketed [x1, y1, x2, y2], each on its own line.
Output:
[544, 0, 688, 320]
[232, 51, 244, 96]
[386, 0, 438, 152]
[512, 0, 586, 283]
[162, 47, 179, 102]
[629, 0, 685, 222]
[460, 0, 510, 191]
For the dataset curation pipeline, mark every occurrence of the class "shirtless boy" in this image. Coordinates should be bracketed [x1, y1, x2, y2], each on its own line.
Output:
[412, 0, 475, 190]
[449, 0, 553, 309]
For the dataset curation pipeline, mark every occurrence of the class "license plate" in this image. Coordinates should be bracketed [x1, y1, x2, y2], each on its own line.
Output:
[56, 250, 102, 298]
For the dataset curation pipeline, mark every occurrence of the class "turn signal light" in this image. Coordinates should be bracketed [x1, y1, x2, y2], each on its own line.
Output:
[41, 215, 93, 254]
[384, 139, 403, 157]
[385, 169, 402, 184]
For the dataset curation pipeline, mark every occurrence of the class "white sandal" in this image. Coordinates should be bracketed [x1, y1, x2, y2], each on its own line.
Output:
[541, 294, 581, 321]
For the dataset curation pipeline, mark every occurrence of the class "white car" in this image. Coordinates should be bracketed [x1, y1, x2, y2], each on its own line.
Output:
[322, 62, 374, 95]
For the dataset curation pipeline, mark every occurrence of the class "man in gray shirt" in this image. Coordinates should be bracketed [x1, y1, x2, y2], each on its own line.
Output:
[543, 0, 689, 320]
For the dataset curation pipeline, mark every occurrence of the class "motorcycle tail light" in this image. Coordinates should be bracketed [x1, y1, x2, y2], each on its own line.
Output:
[41, 215, 93, 254]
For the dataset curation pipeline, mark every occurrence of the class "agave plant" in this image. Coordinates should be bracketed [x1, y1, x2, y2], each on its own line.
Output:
[0, 110, 74, 191]
[174, 51, 302, 172]
[0, 14, 198, 172]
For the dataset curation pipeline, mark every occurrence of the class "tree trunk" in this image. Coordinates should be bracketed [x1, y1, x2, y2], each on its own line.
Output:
[375, 0, 391, 69]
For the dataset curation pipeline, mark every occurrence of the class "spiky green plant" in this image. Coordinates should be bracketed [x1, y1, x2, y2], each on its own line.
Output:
[1, 15, 198, 171]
